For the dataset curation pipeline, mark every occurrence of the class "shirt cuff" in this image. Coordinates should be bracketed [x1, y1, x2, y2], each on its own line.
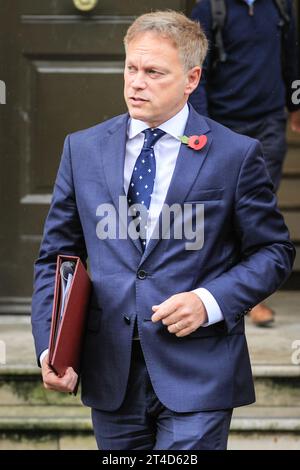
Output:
[192, 287, 224, 327]
[39, 349, 49, 366]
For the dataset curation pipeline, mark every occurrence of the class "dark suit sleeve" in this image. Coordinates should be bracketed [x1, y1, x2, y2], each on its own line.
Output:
[202, 140, 295, 332]
[189, 0, 213, 116]
[31, 135, 87, 363]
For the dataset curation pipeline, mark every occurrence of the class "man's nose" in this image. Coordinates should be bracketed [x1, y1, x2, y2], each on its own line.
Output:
[131, 71, 147, 89]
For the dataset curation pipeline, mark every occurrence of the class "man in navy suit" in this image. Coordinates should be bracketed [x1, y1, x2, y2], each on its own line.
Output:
[31, 11, 295, 450]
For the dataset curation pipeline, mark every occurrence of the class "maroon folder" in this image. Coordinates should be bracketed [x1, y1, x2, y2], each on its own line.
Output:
[48, 255, 92, 377]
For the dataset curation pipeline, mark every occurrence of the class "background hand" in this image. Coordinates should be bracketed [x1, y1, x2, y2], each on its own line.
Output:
[290, 110, 300, 133]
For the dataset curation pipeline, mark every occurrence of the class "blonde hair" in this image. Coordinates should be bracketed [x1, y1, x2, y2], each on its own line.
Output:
[124, 10, 208, 72]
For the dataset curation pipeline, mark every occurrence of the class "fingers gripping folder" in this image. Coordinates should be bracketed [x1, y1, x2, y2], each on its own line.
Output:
[48, 255, 92, 379]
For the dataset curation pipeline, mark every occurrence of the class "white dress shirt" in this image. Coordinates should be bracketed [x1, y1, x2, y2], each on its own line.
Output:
[40, 104, 223, 365]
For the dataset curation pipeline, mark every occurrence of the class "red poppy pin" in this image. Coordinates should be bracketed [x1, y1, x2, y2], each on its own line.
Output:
[179, 134, 207, 151]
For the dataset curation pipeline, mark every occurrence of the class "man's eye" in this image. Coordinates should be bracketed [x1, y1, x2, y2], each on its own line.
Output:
[148, 70, 162, 77]
[127, 66, 136, 72]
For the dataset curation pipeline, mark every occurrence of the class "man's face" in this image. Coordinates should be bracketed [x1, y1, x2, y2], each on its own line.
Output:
[124, 32, 200, 128]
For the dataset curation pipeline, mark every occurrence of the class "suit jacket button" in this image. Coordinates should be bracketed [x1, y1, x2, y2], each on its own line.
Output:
[137, 270, 147, 280]
[123, 315, 131, 325]
[235, 313, 241, 322]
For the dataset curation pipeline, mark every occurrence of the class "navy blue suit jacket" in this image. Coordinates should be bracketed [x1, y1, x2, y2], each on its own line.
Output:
[31, 106, 295, 412]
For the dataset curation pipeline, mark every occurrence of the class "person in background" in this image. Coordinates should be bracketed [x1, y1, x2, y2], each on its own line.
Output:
[190, 0, 300, 327]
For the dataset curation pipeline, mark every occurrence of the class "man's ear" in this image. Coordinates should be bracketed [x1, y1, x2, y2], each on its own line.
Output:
[185, 67, 201, 95]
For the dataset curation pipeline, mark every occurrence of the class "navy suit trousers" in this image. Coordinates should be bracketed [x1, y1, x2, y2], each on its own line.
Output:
[91, 340, 232, 450]
[231, 110, 287, 192]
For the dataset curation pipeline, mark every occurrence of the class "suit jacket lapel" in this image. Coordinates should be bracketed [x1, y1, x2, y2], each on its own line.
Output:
[101, 113, 143, 254]
[142, 107, 212, 262]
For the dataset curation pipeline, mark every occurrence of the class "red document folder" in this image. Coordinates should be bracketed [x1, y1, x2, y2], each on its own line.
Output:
[48, 255, 92, 377]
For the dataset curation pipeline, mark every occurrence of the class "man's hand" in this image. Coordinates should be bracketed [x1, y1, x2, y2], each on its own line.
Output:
[151, 292, 208, 337]
[41, 354, 78, 393]
[290, 110, 300, 133]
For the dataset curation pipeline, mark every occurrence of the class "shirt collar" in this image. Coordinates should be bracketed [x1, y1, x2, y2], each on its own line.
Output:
[127, 103, 189, 141]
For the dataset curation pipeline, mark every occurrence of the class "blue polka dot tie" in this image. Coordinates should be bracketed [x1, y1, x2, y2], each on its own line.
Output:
[127, 128, 165, 250]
